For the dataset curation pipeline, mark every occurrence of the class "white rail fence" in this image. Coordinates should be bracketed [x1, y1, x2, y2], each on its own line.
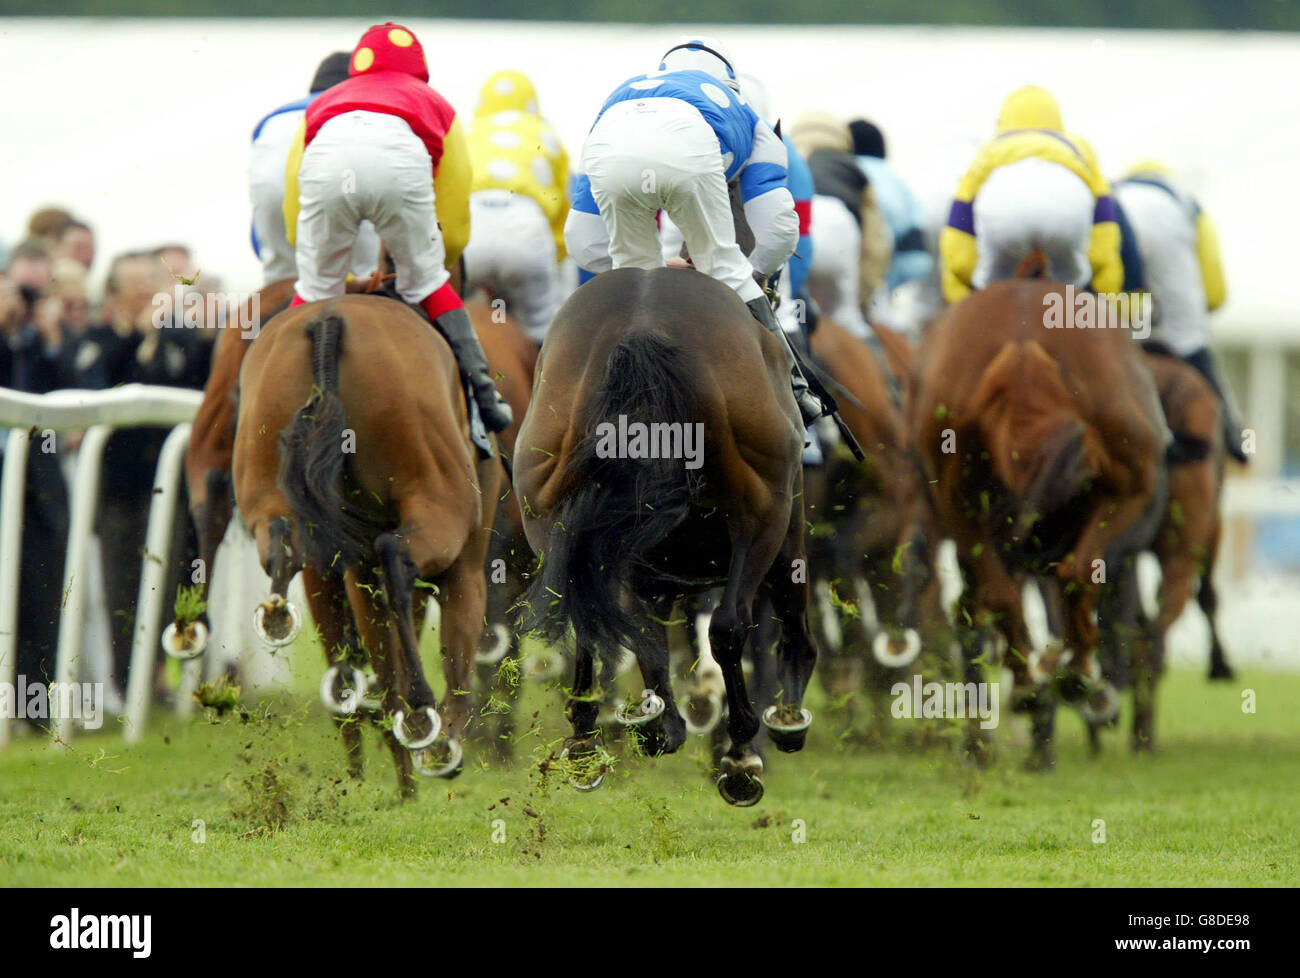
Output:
[0, 385, 203, 749]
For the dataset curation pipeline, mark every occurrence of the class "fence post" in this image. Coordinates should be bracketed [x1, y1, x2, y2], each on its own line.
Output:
[0, 427, 33, 749]
[123, 423, 192, 744]
[51, 424, 112, 747]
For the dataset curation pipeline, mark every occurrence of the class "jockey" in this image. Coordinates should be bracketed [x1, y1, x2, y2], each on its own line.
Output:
[939, 85, 1123, 304]
[248, 52, 380, 286]
[790, 111, 874, 339]
[1115, 161, 1247, 462]
[848, 118, 936, 334]
[283, 23, 512, 432]
[463, 70, 570, 345]
[565, 38, 824, 425]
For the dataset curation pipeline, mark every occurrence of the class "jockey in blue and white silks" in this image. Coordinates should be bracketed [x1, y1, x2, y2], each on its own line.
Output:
[248, 51, 379, 285]
[565, 38, 824, 423]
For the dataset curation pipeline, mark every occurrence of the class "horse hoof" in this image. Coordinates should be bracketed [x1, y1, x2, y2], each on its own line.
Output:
[521, 651, 564, 683]
[1081, 680, 1121, 726]
[559, 739, 609, 792]
[762, 705, 813, 753]
[716, 755, 765, 807]
[319, 664, 367, 715]
[392, 705, 442, 750]
[161, 620, 207, 660]
[616, 690, 666, 728]
[475, 624, 511, 666]
[253, 596, 301, 648]
[411, 735, 463, 779]
[680, 690, 723, 735]
[872, 628, 921, 669]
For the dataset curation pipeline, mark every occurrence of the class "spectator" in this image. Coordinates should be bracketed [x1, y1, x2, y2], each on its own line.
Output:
[26, 206, 74, 245]
[0, 269, 71, 698]
[55, 220, 95, 273]
[91, 252, 205, 694]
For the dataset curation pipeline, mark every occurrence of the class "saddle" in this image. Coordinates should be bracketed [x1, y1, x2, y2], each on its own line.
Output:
[361, 270, 493, 460]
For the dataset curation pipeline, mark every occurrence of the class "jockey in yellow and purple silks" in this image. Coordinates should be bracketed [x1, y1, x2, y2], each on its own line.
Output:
[939, 85, 1123, 304]
[463, 70, 571, 344]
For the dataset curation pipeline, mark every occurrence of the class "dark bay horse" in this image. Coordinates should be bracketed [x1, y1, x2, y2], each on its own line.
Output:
[233, 295, 501, 797]
[911, 274, 1165, 769]
[514, 267, 818, 806]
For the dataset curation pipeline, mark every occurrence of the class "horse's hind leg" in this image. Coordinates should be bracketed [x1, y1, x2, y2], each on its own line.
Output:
[374, 531, 461, 778]
[304, 565, 365, 779]
[345, 570, 416, 798]
[762, 523, 818, 754]
[622, 594, 687, 757]
[253, 515, 304, 648]
[1201, 521, 1234, 680]
[712, 514, 789, 807]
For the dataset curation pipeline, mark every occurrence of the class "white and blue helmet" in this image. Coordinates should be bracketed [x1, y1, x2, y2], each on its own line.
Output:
[659, 37, 740, 91]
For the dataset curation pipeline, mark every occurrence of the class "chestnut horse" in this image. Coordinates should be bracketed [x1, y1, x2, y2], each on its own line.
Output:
[805, 317, 945, 739]
[912, 275, 1166, 769]
[514, 267, 818, 806]
[233, 295, 500, 797]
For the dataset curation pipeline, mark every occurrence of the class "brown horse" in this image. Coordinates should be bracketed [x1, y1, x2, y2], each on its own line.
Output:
[514, 267, 818, 806]
[233, 295, 500, 796]
[461, 294, 542, 756]
[911, 275, 1165, 769]
[805, 317, 946, 739]
[1130, 350, 1230, 746]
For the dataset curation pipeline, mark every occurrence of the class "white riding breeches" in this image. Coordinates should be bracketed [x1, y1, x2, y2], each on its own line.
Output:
[971, 156, 1095, 291]
[807, 194, 870, 339]
[1115, 181, 1208, 356]
[463, 190, 562, 343]
[294, 110, 446, 304]
[251, 109, 378, 286]
[576, 97, 763, 304]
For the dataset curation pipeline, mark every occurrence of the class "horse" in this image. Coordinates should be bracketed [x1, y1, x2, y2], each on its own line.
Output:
[1124, 348, 1230, 748]
[910, 268, 1165, 769]
[804, 316, 946, 741]
[165, 277, 295, 658]
[232, 294, 501, 797]
[514, 267, 818, 806]
[460, 293, 543, 757]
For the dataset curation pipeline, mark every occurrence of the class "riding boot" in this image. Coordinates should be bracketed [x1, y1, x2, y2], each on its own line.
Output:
[745, 296, 824, 426]
[1184, 347, 1248, 463]
[428, 304, 514, 433]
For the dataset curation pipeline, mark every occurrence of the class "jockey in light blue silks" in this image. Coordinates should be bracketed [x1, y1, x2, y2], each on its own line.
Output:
[565, 37, 827, 426]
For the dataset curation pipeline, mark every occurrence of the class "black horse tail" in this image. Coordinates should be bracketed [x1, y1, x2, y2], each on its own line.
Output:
[523, 333, 703, 672]
[278, 314, 383, 571]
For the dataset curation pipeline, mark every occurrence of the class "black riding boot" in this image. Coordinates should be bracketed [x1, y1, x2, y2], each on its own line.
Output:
[745, 296, 823, 426]
[1184, 347, 1248, 463]
[432, 306, 514, 433]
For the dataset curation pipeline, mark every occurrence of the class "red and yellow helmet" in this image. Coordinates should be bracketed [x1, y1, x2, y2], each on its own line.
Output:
[350, 23, 428, 82]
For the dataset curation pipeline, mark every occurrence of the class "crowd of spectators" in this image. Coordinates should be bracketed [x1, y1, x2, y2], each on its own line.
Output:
[1, 206, 221, 717]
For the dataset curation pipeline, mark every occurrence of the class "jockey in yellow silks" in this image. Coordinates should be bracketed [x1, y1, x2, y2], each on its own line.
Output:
[939, 85, 1123, 304]
[462, 70, 571, 343]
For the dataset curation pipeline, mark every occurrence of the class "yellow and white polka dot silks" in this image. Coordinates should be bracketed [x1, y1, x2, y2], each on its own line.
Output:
[469, 72, 571, 260]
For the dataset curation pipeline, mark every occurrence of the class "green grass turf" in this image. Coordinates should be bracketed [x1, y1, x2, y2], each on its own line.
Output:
[1, 664, 1297, 887]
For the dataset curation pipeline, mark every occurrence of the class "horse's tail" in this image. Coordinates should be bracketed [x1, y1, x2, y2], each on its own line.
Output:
[522, 333, 702, 671]
[968, 340, 1101, 527]
[277, 314, 382, 570]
